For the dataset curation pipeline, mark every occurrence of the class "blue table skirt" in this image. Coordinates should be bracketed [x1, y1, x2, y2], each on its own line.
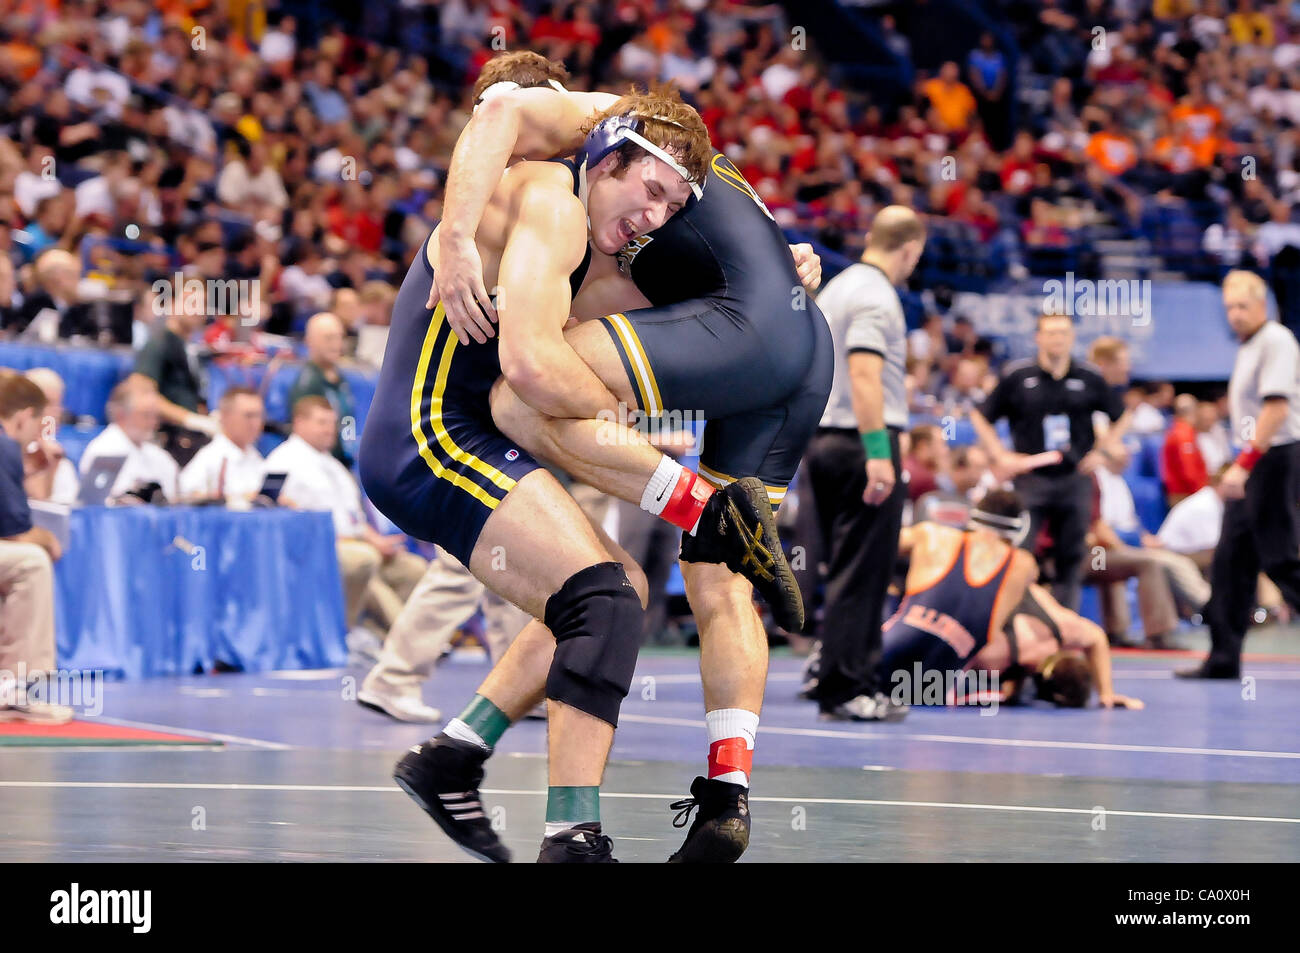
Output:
[0, 343, 135, 423]
[54, 506, 347, 678]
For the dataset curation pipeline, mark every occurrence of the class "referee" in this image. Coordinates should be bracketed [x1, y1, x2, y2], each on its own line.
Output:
[804, 206, 924, 721]
[970, 311, 1130, 611]
[1179, 270, 1300, 679]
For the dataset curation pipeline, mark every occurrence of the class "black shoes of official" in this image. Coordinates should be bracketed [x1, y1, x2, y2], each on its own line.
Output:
[1174, 661, 1241, 680]
[689, 477, 805, 633]
[537, 822, 618, 863]
[393, 734, 511, 863]
[667, 776, 751, 863]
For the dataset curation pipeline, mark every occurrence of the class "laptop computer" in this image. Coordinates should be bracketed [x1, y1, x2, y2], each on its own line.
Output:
[256, 471, 288, 504]
[78, 455, 127, 505]
[28, 500, 70, 550]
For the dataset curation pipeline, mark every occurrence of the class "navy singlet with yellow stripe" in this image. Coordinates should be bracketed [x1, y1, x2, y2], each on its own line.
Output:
[358, 161, 591, 564]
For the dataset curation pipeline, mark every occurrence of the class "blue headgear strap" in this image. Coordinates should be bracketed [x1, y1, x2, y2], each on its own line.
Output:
[574, 113, 704, 212]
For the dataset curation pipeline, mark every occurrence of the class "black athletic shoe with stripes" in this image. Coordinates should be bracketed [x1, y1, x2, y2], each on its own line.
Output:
[667, 776, 751, 863]
[686, 477, 805, 633]
[536, 822, 618, 863]
[393, 734, 510, 863]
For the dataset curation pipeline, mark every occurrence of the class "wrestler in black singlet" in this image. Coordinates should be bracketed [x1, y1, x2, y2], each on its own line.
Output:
[601, 152, 834, 513]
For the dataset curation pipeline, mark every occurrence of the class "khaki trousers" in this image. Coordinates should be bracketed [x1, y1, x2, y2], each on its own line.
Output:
[0, 541, 56, 676]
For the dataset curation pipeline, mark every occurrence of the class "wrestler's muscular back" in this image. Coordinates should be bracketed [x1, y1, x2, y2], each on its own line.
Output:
[906, 523, 1037, 638]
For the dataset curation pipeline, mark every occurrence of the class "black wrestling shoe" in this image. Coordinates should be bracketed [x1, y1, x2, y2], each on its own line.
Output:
[686, 477, 804, 633]
[393, 735, 510, 863]
[667, 776, 751, 863]
[536, 823, 617, 863]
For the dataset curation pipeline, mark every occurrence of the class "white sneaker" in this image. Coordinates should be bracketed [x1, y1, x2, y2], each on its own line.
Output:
[819, 693, 909, 723]
[357, 688, 441, 723]
[346, 627, 384, 666]
[0, 703, 75, 725]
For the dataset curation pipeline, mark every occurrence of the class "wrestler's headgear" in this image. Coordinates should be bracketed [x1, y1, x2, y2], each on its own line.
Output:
[574, 112, 705, 213]
[967, 505, 1031, 547]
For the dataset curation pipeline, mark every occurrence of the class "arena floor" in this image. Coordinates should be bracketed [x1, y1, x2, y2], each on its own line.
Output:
[3, 630, 1298, 863]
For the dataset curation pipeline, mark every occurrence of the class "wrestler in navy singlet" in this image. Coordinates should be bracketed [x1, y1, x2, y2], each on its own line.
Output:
[358, 161, 591, 564]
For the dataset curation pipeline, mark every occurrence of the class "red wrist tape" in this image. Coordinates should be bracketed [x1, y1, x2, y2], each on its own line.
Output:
[660, 469, 713, 530]
[707, 737, 754, 779]
[1237, 445, 1263, 471]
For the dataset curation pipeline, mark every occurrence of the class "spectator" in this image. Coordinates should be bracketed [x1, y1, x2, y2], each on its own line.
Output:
[0, 374, 67, 724]
[79, 377, 179, 503]
[1161, 393, 1209, 503]
[22, 368, 79, 506]
[1251, 200, 1300, 266]
[1158, 466, 1226, 571]
[1084, 475, 1181, 648]
[903, 423, 950, 502]
[14, 250, 95, 342]
[921, 61, 978, 136]
[265, 396, 426, 636]
[1086, 336, 1132, 402]
[1085, 117, 1138, 178]
[177, 387, 268, 502]
[1226, 0, 1274, 46]
[1196, 397, 1232, 473]
[1127, 381, 1172, 434]
[288, 312, 357, 466]
[216, 139, 289, 213]
[968, 33, 1010, 149]
[133, 293, 214, 465]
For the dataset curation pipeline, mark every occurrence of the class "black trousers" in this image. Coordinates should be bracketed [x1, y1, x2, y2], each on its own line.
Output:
[1205, 441, 1300, 670]
[1014, 469, 1093, 612]
[805, 427, 905, 708]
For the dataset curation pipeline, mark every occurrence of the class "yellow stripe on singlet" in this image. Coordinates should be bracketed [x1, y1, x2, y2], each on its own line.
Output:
[409, 303, 516, 509]
[697, 463, 787, 506]
[603, 312, 663, 417]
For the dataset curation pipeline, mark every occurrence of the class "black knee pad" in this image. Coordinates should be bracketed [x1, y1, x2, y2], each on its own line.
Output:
[544, 562, 644, 727]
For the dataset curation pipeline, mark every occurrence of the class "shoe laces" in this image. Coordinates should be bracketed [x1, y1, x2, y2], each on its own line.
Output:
[669, 795, 700, 829]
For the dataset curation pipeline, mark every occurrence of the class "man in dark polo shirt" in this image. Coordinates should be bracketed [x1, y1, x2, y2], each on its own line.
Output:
[0, 374, 68, 724]
[134, 297, 215, 466]
[288, 311, 356, 466]
[971, 312, 1130, 611]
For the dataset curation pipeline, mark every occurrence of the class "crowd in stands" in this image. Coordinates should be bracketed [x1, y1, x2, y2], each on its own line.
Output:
[1, 0, 1298, 365]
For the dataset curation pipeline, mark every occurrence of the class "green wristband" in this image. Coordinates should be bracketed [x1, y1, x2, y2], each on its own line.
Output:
[861, 429, 891, 460]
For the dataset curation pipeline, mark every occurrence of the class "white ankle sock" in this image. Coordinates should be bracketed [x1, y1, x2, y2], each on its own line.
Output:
[443, 717, 489, 751]
[705, 708, 758, 787]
